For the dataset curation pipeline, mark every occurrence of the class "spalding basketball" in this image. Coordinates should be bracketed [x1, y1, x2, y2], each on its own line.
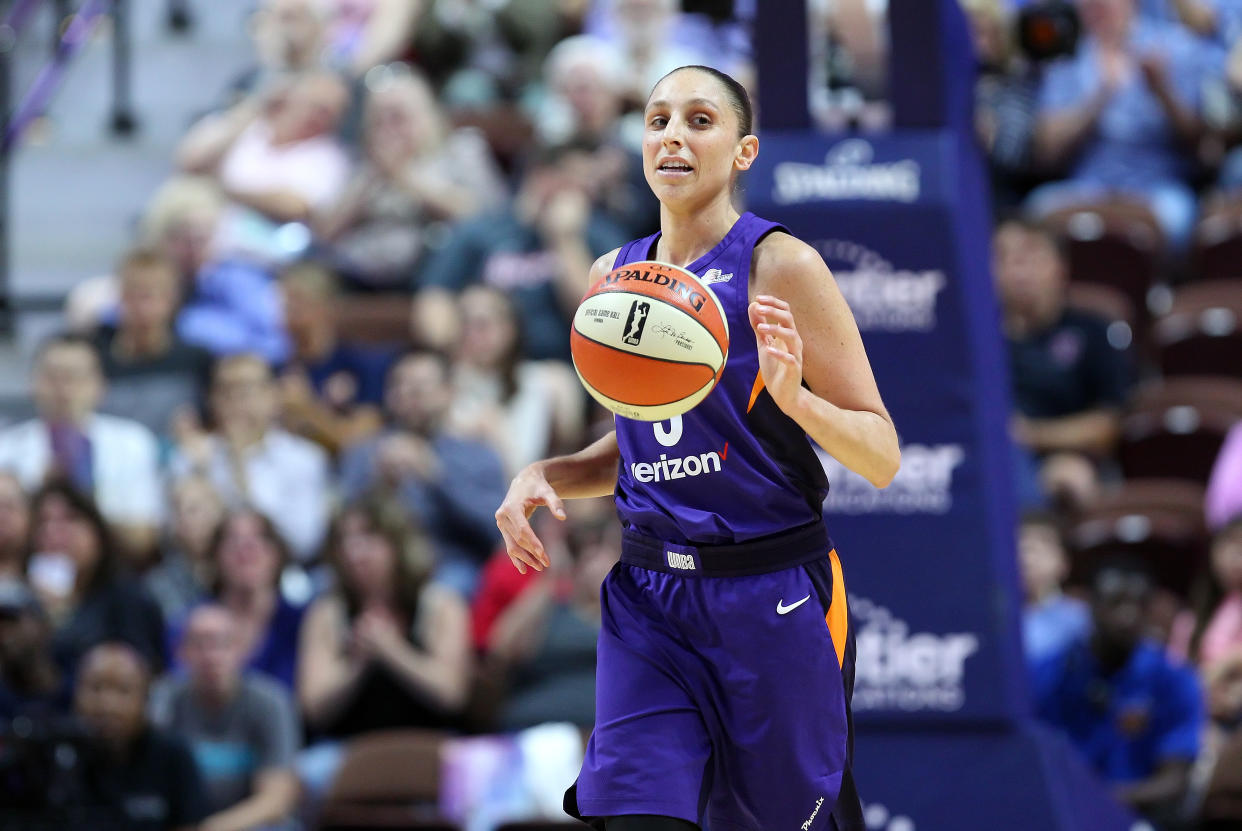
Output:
[571, 260, 729, 421]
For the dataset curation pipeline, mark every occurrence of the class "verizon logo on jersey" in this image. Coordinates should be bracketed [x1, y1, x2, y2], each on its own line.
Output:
[631, 445, 728, 483]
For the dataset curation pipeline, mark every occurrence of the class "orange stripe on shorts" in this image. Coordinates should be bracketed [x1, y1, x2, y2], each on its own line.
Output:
[826, 549, 848, 669]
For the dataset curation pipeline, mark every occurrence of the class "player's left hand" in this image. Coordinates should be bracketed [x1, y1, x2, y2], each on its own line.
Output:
[749, 295, 804, 414]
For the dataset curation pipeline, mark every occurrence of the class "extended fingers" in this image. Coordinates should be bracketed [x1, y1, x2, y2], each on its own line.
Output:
[499, 526, 544, 573]
[754, 294, 790, 310]
[752, 304, 797, 328]
[755, 321, 800, 342]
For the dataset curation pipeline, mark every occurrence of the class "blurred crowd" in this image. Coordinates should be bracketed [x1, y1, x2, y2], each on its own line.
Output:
[976, 1, 1242, 828]
[7, 0, 1242, 829]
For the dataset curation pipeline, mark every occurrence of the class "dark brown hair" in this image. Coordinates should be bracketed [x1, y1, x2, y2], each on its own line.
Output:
[206, 508, 292, 596]
[27, 479, 119, 594]
[326, 496, 434, 623]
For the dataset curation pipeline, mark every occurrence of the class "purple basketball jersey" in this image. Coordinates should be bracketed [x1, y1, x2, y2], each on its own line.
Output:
[612, 212, 829, 545]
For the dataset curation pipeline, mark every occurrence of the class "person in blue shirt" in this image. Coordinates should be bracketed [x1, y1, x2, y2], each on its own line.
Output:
[277, 260, 390, 455]
[1019, 512, 1091, 666]
[1025, 0, 1223, 252]
[1033, 557, 1205, 822]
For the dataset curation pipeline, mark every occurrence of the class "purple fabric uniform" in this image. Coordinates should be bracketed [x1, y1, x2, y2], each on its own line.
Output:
[566, 213, 864, 831]
[612, 213, 829, 545]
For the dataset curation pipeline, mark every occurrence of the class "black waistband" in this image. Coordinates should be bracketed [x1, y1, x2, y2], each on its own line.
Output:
[620, 521, 833, 577]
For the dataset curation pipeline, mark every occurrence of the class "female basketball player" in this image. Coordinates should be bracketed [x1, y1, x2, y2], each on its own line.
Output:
[494, 66, 900, 831]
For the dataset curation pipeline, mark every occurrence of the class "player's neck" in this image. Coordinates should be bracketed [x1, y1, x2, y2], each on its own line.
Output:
[657, 195, 740, 269]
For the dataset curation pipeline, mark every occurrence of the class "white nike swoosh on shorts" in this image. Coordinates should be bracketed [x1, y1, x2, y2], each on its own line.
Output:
[776, 594, 811, 615]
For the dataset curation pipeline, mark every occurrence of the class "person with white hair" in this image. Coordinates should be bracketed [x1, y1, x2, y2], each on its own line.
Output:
[317, 65, 506, 288]
[525, 34, 659, 237]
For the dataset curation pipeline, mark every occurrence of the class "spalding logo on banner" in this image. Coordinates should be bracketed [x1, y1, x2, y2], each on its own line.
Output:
[812, 239, 946, 333]
[773, 139, 921, 204]
[851, 595, 980, 713]
[818, 444, 964, 514]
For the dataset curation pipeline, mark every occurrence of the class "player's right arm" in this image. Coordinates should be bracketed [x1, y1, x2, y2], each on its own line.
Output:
[495, 431, 620, 574]
[495, 247, 623, 574]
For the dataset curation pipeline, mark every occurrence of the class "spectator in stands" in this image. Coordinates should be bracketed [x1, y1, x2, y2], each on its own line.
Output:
[75, 642, 208, 831]
[277, 261, 386, 454]
[1025, 0, 1215, 251]
[66, 177, 290, 364]
[993, 219, 1131, 510]
[447, 285, 584, 476]
[1020, 511, 1091, 666]
[340, 350, 508, 595]
[180, 510, 308, 693]
[295, 498, 469, 798]
[145, 477, 226, 624]
[411, 0, 570, 98]
[1188, 647, 1242, 820]
[230, 0, 330, 103]
[1033, 558, 1204, 821]
[316, 67, 505, 288]
[413, 144, 628, 362]
[298, 498, 470, 734]
[1169, 518, 1242, 670]
[93, 247, 212, 439]
[151, 604, 300, 831]
[531, 35, 657, 237]
[171, 354, 331, 562]
[0, 472, 29, 580]
[807, 0, 889, 127]
[0, 578, 69, 720]
[27, 481, 166, 673]
[964, 0, 1042, 210]
[582, 0, 723, 106]
[487, 498, 618, 730]
[326, 0, 424, 78]
[177, 70, 352, 266]
[0, 335, 164, 560]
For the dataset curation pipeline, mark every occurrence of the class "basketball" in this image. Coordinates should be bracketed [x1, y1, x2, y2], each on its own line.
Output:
[570, 260, 730, 421]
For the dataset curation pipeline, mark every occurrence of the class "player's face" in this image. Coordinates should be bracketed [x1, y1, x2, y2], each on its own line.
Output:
[642, 70, 754, 206]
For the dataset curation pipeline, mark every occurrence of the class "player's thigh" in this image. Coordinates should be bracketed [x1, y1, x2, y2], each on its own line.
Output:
[573, 568, 711, 821]
[702, 559, 853, 830]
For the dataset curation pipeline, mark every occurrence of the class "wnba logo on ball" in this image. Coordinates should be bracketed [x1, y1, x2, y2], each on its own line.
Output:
[623, 301, 650, 346]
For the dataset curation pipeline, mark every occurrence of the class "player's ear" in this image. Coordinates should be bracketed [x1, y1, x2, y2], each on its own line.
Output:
[735, 135, 759, 172]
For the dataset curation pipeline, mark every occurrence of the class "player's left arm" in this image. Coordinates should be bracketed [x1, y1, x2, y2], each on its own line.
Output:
[750, 233, 900, 489]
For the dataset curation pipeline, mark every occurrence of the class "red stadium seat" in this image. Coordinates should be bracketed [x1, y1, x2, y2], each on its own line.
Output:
[1118, 378, 1242, 483]
[1042, 201, 1165, 330]
[1064, 281, 1139, 355]
[1152, 281, 1242, 378]
[1194, 195, 1242, 282]
[335, 293, 414, 347]
[1066, 479, 1208, 598]
[318, 729, 457, 831]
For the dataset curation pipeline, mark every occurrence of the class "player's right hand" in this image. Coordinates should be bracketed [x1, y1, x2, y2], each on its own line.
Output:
[495, 464, 566, 574]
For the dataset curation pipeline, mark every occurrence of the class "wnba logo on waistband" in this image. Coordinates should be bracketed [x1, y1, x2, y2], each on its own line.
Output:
[666, 550, 696, 570]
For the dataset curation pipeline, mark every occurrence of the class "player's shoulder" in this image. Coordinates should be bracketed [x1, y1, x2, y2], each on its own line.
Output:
[752, 229, 830, 286]
[589, 247, 624, 281]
